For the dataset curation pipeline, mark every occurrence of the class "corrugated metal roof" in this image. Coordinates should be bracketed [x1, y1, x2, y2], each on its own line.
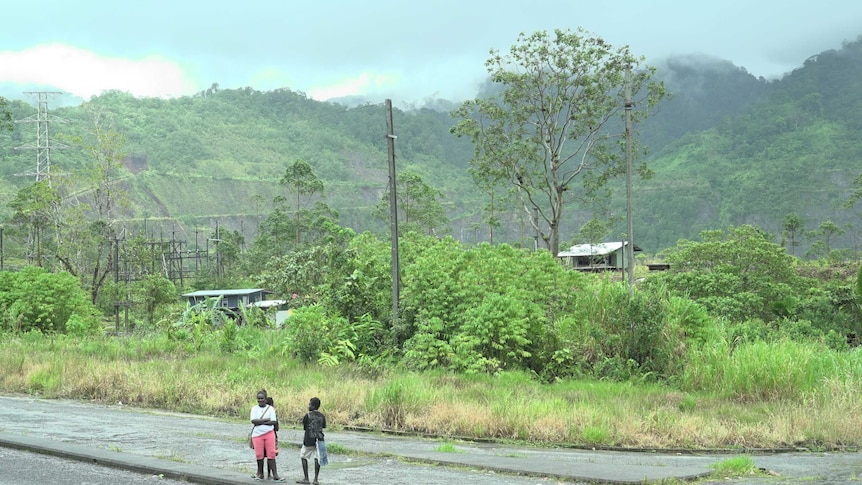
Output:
[250, 299, 287, 308]
[557, 242, 627, 257]
[182, 289, 270, 297]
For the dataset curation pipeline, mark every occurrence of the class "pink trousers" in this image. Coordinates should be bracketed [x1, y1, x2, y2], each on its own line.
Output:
[252, 430, 277, 460]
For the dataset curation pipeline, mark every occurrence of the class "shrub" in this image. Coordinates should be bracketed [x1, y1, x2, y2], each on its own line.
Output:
[654, 225, 802, 322]
[282, 305, 331, 363]
[400, 239, 584, 374]
[0, 267, 100, 334]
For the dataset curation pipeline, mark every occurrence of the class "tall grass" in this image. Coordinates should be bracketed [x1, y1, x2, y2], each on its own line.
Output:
[3, 330, 862, 449]
[680, 334, 862, 401]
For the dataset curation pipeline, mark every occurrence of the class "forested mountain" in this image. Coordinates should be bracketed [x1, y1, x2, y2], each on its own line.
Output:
[634, 37, 862, 253]
[1, 36, 861, 256]
[0, 89, 478, 245]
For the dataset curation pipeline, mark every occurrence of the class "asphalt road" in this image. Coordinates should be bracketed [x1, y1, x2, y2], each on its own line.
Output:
[0, 394, 578, 485]
[2, 393, 862, 484]
[0, 446, 189, 485]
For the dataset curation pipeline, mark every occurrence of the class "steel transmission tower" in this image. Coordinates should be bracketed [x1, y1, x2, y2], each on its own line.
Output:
[14, 91, 68, 184]
[13, 92, 68, 266]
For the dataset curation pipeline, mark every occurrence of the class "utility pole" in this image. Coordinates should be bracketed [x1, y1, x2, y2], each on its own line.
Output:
[624, 66, 635, 295]
[113, 237, 121, 334]
[385, 99, 400, 326]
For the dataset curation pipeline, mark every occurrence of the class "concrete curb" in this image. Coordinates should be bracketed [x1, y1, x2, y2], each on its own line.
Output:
[0, 432, 252, 485]
[0, 430, 716, 484]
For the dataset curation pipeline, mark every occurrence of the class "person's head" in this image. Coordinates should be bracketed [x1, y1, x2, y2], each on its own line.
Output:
[308, 397, 321, 411]
[266, 397, 274, 407]
[256, 389, 268, 407]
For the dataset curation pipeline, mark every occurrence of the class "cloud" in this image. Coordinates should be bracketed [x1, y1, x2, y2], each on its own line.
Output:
[306, 71, 402, 101]
[0, 43, 198, 99]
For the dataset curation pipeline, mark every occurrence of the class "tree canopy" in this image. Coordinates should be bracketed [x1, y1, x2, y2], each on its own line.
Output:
[452, 28, 666, 255]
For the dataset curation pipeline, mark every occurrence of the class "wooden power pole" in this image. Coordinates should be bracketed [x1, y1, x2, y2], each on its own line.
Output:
[385, 99, 400, 325]
[624, 66, 635, 295]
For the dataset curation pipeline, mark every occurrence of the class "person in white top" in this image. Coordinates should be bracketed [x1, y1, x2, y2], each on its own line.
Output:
[250, 389, 284, 481]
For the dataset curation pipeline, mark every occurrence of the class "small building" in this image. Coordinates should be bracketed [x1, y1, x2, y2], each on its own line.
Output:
[182, 288, 272, 310]
[557, 242, 642, 272]
[249, 299, 291, 326]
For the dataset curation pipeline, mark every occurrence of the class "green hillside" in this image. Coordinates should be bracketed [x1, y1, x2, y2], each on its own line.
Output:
[633, 37, 862, 253]
[0, 89, 480, 243]
[1, 36, 861, 256]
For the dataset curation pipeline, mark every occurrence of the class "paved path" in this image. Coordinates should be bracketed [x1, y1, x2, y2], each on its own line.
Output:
[1, 394, 860, 484]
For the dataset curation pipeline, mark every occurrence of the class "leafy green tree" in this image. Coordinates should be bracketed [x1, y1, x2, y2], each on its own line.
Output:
[652, 225, 802, 322]
[248, 203, 342, 271]
[279, 159, 325, 244]
[451, 28, 666, 256]
[256, 222, 356, 304]
[781, 212, 805, 256]
[575, 217, 611, 246]
[132, 274, 177, 326]
[818, 220, 845, 255]
[326, 232, 396, 325]
[0, 96, 11, 132]
[8, 181, 60, 267]
[212, 228, 245, 279]
[248, 207, 293, 267]
[374, 170, 449, 235]
[468, 162, 507, 243]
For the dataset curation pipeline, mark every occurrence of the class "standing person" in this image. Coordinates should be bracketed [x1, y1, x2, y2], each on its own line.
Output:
[264, 396, 280, 479]
[297, 397, 326, 485]
[250, 389, 284, 482]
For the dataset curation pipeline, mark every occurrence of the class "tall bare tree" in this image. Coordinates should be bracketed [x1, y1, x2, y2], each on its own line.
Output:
[452, 28, 666, 255]
[56, 110, 129, 304]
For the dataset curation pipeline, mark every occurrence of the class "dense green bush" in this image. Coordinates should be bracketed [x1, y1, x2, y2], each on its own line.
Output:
[550, 280, 702, 381]
[399, 239, 585, 374]
[0, 267, 100, 334]
[281, 304, 331, 363]
[651, 225, 804, 322]
[245, 226, 859, 381]
[323, 232, 395, 326]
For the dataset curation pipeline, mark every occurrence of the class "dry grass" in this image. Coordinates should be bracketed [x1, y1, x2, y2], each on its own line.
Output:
[3, 336, 862, 450]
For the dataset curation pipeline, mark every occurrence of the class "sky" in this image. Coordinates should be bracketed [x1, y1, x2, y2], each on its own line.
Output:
[2, 0, 862, 107]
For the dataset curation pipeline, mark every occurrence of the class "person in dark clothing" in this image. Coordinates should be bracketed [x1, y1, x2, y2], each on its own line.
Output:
[297, 397, 326, 485]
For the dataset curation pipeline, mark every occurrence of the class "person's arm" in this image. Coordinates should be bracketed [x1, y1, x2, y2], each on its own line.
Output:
[250, 406, 268, 425]
[267, 409, 278, 427]
[252, 407, 276, 425]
